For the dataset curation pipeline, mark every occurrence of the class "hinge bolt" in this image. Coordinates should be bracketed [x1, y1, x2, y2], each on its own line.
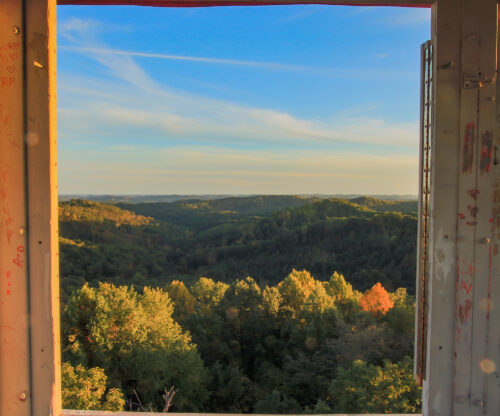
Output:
[18, 392, 27, 402]
[12, 26, 20, 35]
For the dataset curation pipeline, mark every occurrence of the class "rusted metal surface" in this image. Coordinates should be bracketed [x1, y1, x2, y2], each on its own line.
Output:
[415, 39, 432, 386]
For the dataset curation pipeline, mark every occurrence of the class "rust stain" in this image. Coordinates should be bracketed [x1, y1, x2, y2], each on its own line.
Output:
[467, 205, 479, 218]
[480, 131, 494, 174]
[458, 300, 473, 325]
[467, 189, 480, 200]
[463, 123, 475, 175]
[492, 206, 500, 232]
[487, 246, 492, 318]
[493, 189, 500, 204]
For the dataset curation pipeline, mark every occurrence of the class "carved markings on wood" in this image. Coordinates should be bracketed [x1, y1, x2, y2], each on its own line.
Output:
[0, 41, 19, 89]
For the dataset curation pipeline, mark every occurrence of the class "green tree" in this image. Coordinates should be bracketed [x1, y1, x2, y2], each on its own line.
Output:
[254, 390, 302, 414]
[62, 362, 125, 411]
[329, 357, 421, 414]
[165, 280, 195, 324]
[62, 283, 209, 411]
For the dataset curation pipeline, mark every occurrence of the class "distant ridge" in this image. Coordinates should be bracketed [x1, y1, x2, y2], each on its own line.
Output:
[60, 193, 417, 204]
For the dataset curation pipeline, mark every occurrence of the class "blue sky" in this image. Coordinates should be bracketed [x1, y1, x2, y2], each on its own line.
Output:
[57, 5, 430, 195]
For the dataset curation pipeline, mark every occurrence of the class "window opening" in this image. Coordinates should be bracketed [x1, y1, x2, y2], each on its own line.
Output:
[56, 5, 430, 414]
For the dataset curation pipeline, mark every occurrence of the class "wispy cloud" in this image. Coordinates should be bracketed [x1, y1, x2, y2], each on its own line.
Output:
[58, 18, 414, 80]
[59, 45, 318, 73]
[59, 75, 419, 150]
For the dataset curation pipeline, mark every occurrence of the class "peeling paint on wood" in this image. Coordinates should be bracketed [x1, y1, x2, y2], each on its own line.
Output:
[480, 130, 494, 174]
[463, 123, 475, 175]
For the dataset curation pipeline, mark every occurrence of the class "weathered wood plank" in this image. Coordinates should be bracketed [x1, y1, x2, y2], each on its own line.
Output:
[0, 1, 31, 415]
[470, 2, 497, 415]
[24, 0, 62, 414]
[484, 5, 500, 416]
[423, 0, 461, 415]
[453, 0, 482, 412]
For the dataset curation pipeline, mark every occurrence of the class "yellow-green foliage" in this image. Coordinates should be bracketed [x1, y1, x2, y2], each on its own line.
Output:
[59, 199, 154, 226]
[59, 237, 86, 247]
[329, 357, 421, 414]
[61, 362, 125, 411]
[63, 283, 209, 411]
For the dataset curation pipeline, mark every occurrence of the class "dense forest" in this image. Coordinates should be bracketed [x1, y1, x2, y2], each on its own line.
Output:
[59, 196, 421, 413]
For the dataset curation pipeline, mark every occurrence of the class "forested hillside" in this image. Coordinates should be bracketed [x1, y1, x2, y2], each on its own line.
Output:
[59, 196, 417, 300]
[59, 195, 420, 413]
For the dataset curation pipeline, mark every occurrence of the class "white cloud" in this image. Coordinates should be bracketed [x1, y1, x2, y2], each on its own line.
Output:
[59, 72, 419, 150]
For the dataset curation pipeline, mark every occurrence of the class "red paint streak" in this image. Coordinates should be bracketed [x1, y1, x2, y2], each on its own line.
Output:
[0, 76, 15, 88]
[12, 257, 23, 268]
[6, 289, 11, 296]
[458, 300, 473, 325]
[6, 228, 12, 244]
[0, 170, 7, 181]
[0, 188, 7, 200]
[460, 280, 473, 295]
[467, 189, 480, 200]
[458, 258, 477, 277]
[0, 41, 21, 52]
[12, 246, 25, 267]
[458, 212, 466, 219]
[463, 123, 475, 175]
[480, 130, 494, 174]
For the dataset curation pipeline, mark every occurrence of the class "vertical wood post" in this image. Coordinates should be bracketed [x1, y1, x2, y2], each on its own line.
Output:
[25, 0, 62, 415]
[0, 0, 31, 415]
[1, 0, 61, 415]
[426, 0, 499, 415]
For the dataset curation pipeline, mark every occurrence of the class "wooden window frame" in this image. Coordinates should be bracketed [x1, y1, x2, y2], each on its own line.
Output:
[2, 1, 500, 415]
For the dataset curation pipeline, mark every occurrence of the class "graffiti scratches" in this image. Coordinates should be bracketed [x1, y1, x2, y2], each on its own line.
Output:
[467, 189, 480, 200]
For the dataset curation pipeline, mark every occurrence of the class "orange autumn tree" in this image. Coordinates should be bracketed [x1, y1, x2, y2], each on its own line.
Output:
[360, 283, 394, 318]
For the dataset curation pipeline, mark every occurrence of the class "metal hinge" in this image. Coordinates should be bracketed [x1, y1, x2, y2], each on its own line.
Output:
[463, 73, 496, 89]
